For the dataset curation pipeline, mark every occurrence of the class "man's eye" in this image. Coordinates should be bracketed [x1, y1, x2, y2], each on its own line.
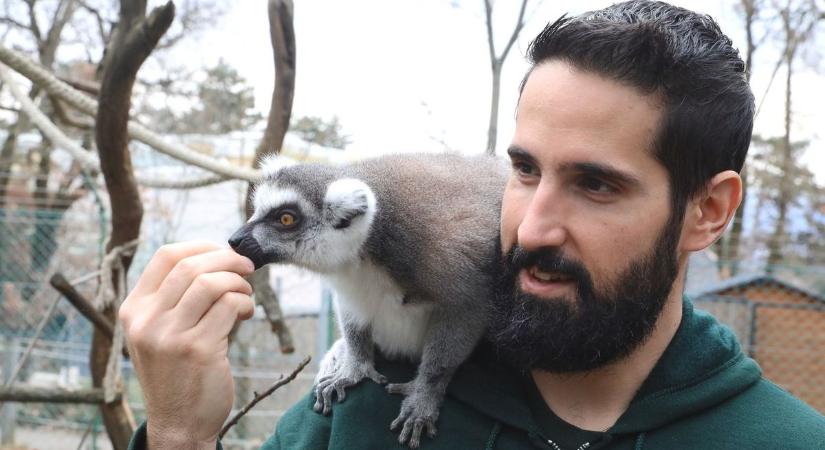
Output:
[579, 176, 618, 194]
[512, 161, 537, 177]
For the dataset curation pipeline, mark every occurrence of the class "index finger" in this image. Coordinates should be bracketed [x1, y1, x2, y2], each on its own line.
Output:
[130, 241, 222, 298]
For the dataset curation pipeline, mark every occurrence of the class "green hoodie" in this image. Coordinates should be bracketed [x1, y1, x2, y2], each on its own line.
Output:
[129, 299, 825, 449]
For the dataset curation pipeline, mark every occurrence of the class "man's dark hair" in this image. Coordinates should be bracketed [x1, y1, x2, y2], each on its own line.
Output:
[522, 0, 754, 219]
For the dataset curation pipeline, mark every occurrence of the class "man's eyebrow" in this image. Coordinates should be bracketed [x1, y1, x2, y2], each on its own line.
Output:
[506, 146, 537, 165]
[561, 161, 643, 188]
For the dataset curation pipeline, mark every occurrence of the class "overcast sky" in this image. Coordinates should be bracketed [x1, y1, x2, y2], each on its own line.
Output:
[165, 0, 823, 182]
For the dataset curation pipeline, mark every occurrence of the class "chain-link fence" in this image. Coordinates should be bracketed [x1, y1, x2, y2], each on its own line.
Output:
[694, 277, 825, 414]
[1, 199, 109, 449]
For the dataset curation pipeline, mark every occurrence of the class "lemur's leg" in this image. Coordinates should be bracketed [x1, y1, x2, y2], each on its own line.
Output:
[386, 301, 486, 449]
[314, 337, 345, 385]
[313, 311, 387, 415]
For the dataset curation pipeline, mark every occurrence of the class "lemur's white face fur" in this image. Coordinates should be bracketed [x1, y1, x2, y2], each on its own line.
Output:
[228, 156, 377, 273]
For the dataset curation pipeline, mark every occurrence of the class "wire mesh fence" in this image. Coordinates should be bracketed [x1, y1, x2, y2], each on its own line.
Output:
[1, 200, 109, 449]
[694, 279, 825, 414]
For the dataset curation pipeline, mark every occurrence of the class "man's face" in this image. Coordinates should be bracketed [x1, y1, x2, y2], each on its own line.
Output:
[493, 60, 681, 372]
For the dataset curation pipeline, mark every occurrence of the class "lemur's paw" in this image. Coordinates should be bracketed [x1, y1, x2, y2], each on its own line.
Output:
[312, 361, 387, 415]
[390, 393, 440, 449]
[314, 338, 346, 385]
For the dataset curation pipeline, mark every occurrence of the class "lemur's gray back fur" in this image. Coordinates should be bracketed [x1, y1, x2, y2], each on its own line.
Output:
[347, 153, 506, 308]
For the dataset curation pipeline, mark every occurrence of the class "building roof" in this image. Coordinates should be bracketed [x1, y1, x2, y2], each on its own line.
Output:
[691, 273, 825, 304]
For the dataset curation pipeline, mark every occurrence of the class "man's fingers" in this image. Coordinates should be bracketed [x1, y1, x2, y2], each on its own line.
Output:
[154, 248, 254, 311]
[175, 271, 252, 327]
[173, 271, 253, 329]
[130, 241, 222, 298]
[195, 291, 255, 340]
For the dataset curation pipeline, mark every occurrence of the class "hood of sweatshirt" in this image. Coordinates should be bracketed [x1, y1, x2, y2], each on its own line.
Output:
[447, 297, 763, 446]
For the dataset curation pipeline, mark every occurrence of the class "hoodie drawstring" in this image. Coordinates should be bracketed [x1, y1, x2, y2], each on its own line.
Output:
[484, 422, 502, 450]
[634, 432, 646, 450]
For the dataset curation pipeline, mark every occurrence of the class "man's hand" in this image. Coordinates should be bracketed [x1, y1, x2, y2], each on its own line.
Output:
[119, 241, 255, 450]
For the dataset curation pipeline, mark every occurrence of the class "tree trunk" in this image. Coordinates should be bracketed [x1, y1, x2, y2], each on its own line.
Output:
[716, 0, 759, 278]
[242, 0, 296, 353]
[485, 63, 501, 156]
[728, 167, 747, 276]
[91, 2, 175, 449]
[767, 46, 794, 273]
[482, 0, 527, 157]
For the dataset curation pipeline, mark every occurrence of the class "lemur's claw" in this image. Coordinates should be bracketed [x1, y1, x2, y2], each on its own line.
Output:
[312, 360, 388, 416]
[391, 392, 439, 449]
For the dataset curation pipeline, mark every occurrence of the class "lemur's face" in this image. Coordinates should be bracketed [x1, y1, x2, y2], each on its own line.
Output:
[229, 161, 376, 272]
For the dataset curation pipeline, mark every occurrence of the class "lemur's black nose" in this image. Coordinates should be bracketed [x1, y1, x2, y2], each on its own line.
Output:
[228, 233, 243, 250]
[228, 224, 268, 270]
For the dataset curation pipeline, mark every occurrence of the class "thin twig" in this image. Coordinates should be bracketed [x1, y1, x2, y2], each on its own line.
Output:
[2, 294, 61, 388]
[76, 412, 99, 450]
[219, 355, 311, 439]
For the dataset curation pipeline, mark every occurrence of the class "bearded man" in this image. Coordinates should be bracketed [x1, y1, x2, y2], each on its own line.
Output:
[123, 2, 825, 449]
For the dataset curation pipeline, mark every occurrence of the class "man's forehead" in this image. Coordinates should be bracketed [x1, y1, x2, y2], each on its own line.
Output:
[513, 61, 666, 180]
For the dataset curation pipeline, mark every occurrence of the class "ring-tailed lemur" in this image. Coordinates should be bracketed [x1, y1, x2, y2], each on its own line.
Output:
[229, 153, 507, 448]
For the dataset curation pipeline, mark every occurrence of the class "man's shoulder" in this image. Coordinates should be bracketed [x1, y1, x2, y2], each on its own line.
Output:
[657, 377, 825, 448]
[264, 365, 518, 450]
[730, 378, 825, 430]
[263, 361, 526, 450]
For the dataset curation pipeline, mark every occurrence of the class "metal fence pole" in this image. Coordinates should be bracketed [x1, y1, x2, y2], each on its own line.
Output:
[317, 286, 334, 364]
[1, 337, 18, 445]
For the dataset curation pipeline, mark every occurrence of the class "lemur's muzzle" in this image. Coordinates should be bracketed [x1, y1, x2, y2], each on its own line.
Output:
[229, 223, 269, 270]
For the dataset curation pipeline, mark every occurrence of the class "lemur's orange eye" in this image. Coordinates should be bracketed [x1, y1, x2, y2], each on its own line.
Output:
[280, 213, 295, 226]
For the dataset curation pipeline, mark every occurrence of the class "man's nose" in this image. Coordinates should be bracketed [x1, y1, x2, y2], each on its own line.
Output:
[516, 184, 568, 251]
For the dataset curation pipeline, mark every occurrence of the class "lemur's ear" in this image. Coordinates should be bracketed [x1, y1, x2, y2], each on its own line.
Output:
[323, 179, 375, 230]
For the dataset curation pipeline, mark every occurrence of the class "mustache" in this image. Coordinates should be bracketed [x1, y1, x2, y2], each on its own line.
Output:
[508, 246, 589, 281]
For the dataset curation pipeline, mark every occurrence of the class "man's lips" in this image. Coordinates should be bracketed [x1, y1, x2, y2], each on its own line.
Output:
[518, 267, 576, 297]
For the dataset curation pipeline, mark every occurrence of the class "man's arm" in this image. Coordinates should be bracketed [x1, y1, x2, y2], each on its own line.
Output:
[119, 241, 255, 450]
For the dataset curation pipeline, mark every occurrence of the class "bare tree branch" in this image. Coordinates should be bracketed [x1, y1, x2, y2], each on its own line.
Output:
[51, 273, 115, 341]
[76, 0, 113, 44]
[500, 0, 528, 61]
[0, 16, 29, 30]
[0, 387, 117, 404]
[219, 356, 311, 439]
[44, 0, 78, 58]
[25, 0, 43, 44]
[483, 0, 496, 63]
[483, 0, 531, 155]
[50, 95, 94, 129]
[58, 75, 100, 95]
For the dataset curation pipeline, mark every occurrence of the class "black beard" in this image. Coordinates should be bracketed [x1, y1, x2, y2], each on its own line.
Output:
[489, 219, 681, 373]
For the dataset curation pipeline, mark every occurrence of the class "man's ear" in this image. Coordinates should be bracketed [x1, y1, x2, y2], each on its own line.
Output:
[679, 170, 743, 252]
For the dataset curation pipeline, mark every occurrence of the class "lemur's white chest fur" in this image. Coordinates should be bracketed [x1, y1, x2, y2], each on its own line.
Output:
[324, 260, 433, 360]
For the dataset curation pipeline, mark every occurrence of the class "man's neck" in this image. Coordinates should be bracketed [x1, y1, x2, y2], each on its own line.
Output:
[531, 289, 684, 432]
